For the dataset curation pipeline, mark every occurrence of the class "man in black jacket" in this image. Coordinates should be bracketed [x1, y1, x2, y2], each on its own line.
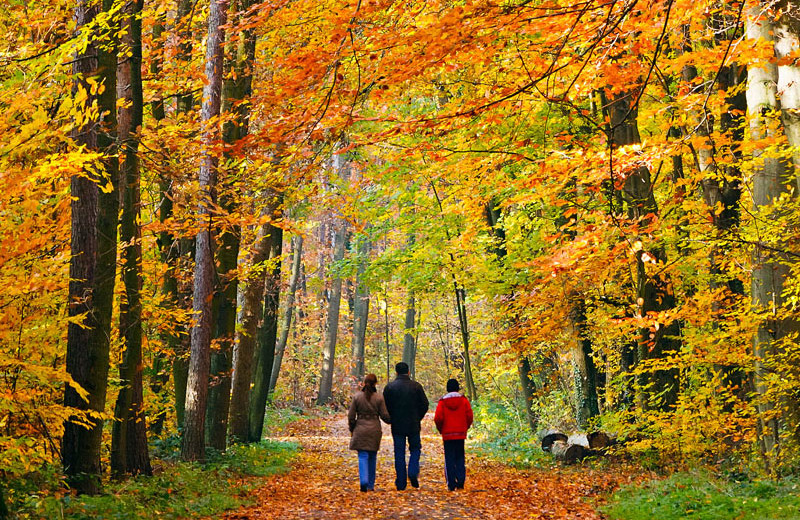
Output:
[383, 362, 429, 490]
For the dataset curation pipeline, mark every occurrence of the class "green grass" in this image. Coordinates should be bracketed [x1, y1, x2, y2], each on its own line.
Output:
[11, 439, 298, 520]
[603, 470, 800, 520]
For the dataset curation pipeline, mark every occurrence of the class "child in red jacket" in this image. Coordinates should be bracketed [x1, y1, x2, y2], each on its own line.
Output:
[433, 379, 474, 491]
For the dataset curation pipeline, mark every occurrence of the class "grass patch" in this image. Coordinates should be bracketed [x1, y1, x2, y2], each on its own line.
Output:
[11, 439, 298, 520]
[603, 470, 800, 520]
[469, 402, 549, 468]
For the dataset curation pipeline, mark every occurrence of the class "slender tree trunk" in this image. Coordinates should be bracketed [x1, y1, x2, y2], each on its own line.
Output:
[485, 201, 537, 428]
[62, 0, 119, 495]
[318, 221, 346, 404]
[454, 285, 477, 401]
[271, 234, 303, 393]
[181, 0, 227, 462]
[147, 11, 172, 437]
[170, 0, 196, 431]
[350, 237, 370, 381]
[111, 0, 151, 477]
[248, 222, 283, 441]
[402, 292, 417, 378]
[517, 357, 537, 430]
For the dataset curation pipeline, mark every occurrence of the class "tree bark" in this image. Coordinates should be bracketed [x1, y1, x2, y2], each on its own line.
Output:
[248, 222, 283, 442]
[746, 4, 798, 464]
[271, 234, 304, 393]
[169, 0, 196, 431]
[204, 0, 257, 451]
[605, 88, 680, 411]
[402, 292, 417, 378]
[350, 236, 370, 381]
[62, 0, 119, 495]
[317, 220, 346, 404]
[229, 219, 273, 442]
[181, 0, 227, 462]
[454, 285, 477, 401]
[111, 0, 151, 477]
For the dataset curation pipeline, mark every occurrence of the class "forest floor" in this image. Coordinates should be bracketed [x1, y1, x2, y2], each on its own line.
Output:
[219, 412, 641, 520]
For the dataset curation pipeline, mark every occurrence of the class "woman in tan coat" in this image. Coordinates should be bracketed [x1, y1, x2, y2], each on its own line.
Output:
[347, 373, 391, 491]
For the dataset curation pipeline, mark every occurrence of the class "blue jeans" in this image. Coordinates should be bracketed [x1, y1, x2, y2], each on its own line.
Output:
[392, 431, 421, 490]
[357, 450, 377, 490]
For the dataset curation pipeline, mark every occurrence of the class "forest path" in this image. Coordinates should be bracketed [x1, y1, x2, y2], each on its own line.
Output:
[222, 412, 633, 520]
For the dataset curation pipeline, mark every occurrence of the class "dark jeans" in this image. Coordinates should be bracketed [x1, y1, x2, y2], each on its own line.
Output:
[443, 439, 465, 490]
[392, 431, 421, 490]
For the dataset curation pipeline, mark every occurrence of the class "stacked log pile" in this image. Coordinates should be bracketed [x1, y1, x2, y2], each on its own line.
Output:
[540, 430, 614, 464]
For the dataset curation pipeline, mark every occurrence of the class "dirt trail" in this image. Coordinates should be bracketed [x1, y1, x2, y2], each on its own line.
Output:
[223, 413, 633, 520]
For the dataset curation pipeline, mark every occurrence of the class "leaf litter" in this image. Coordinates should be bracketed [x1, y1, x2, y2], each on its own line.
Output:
[220, 413, 640, 520]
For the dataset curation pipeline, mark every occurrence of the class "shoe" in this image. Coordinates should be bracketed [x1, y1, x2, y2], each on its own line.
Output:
[360, 484, 368, 492]
[455, 483, 464, 489]
[409, 476, 419, 488]
[448, 486, 455, 491]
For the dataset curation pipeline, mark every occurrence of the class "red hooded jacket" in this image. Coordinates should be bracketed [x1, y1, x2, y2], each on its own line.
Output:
[434, 392, 474, 441]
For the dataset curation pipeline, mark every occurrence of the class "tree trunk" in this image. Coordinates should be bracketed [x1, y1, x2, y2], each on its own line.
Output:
[517, 356, 537, 430]
[111, 0, 151, 477]
[248, 222, 283, 442]
[606, 89, 680, 411]
[746, 4, 797, 464]
[205, 0, 257, 451]
[181, 0, 227, 462]
[570, 298, 600, 429]
[775, 18, 800, 178]
[147, 11, 172, 437]
[229, 218, 274, 442]
[170, 0, 196, 430]
[271, 234, 303, 393]
[350, 236, 370, 381]
[454, 285, 477, 401]
[402, 292, 417, 378]
[62, 0, 119, 495]
[485, 201, 536, 429]
[318, 221, 346, 404]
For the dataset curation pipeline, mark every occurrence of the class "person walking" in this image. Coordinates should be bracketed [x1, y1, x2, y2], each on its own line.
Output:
[433, 378, 473, 491]
[347, 373, 391, 492]
[383, 362, 429, 490]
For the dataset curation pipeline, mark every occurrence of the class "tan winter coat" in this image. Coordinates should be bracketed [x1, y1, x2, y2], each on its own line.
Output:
[347, 390, 391, 452]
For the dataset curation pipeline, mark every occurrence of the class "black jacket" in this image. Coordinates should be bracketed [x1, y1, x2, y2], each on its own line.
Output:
[383, 374, 429, 435]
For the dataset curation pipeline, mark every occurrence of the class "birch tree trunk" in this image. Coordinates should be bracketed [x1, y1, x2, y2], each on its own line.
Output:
[746, 3, 797, 464]
[181, 0, 226, 462]
[62, 0, 119, 495]
[111, 0, 151, 477]
[271, 234, 304, 393]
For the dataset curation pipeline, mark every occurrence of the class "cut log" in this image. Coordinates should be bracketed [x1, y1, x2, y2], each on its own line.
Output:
[588, 431, 613, 450]
[551, 440, 586, 464]
[541, 432, 568, 452]
[568, 433, 589, 448]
